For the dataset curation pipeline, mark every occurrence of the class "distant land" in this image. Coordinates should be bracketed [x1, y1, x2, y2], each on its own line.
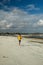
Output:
[0, 32, 43, 39]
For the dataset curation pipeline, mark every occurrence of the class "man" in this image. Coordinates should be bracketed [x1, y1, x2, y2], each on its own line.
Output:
[17, 33, 22, 46]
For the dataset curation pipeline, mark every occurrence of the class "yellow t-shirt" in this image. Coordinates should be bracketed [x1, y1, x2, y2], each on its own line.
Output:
[17, 35, 22, 40]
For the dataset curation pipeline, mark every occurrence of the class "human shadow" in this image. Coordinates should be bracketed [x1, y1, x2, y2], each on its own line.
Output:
[21, 44, 42, 47]
[21, 45, 30, 47]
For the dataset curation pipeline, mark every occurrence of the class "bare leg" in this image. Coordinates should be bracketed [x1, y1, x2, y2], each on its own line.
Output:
[19, 40, 21, 46]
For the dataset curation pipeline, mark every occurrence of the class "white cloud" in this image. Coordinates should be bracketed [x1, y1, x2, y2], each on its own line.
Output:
[0, 7, 43, 32]
[26, 4, 40, 11]
[37, 20, 43, 26]
[0, 20, 13, 29]
[33, 19, 43, 27]
[0, 8, 27, 30]
[6, 23, 13, 28]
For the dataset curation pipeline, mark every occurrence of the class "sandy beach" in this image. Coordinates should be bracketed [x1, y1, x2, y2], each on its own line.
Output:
[0, 36, 43, 65]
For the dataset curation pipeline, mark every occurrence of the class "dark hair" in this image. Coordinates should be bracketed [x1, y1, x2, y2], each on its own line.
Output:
[18, 33, 21, 35]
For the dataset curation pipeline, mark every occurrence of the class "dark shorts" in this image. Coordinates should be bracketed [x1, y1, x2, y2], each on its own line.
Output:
[19, 40, 21, 42]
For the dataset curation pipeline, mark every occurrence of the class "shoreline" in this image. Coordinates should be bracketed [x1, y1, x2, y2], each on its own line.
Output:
[0, 36, 43, 44]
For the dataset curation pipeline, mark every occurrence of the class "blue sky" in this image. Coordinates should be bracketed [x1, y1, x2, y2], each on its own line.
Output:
[0, 0, 43, 33]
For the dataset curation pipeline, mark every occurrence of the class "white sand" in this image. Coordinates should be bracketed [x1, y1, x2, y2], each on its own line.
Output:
[0, 36, 43, 65]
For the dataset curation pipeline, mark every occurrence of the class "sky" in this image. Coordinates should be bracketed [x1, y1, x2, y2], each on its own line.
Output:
[0, 0, 43, 33]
